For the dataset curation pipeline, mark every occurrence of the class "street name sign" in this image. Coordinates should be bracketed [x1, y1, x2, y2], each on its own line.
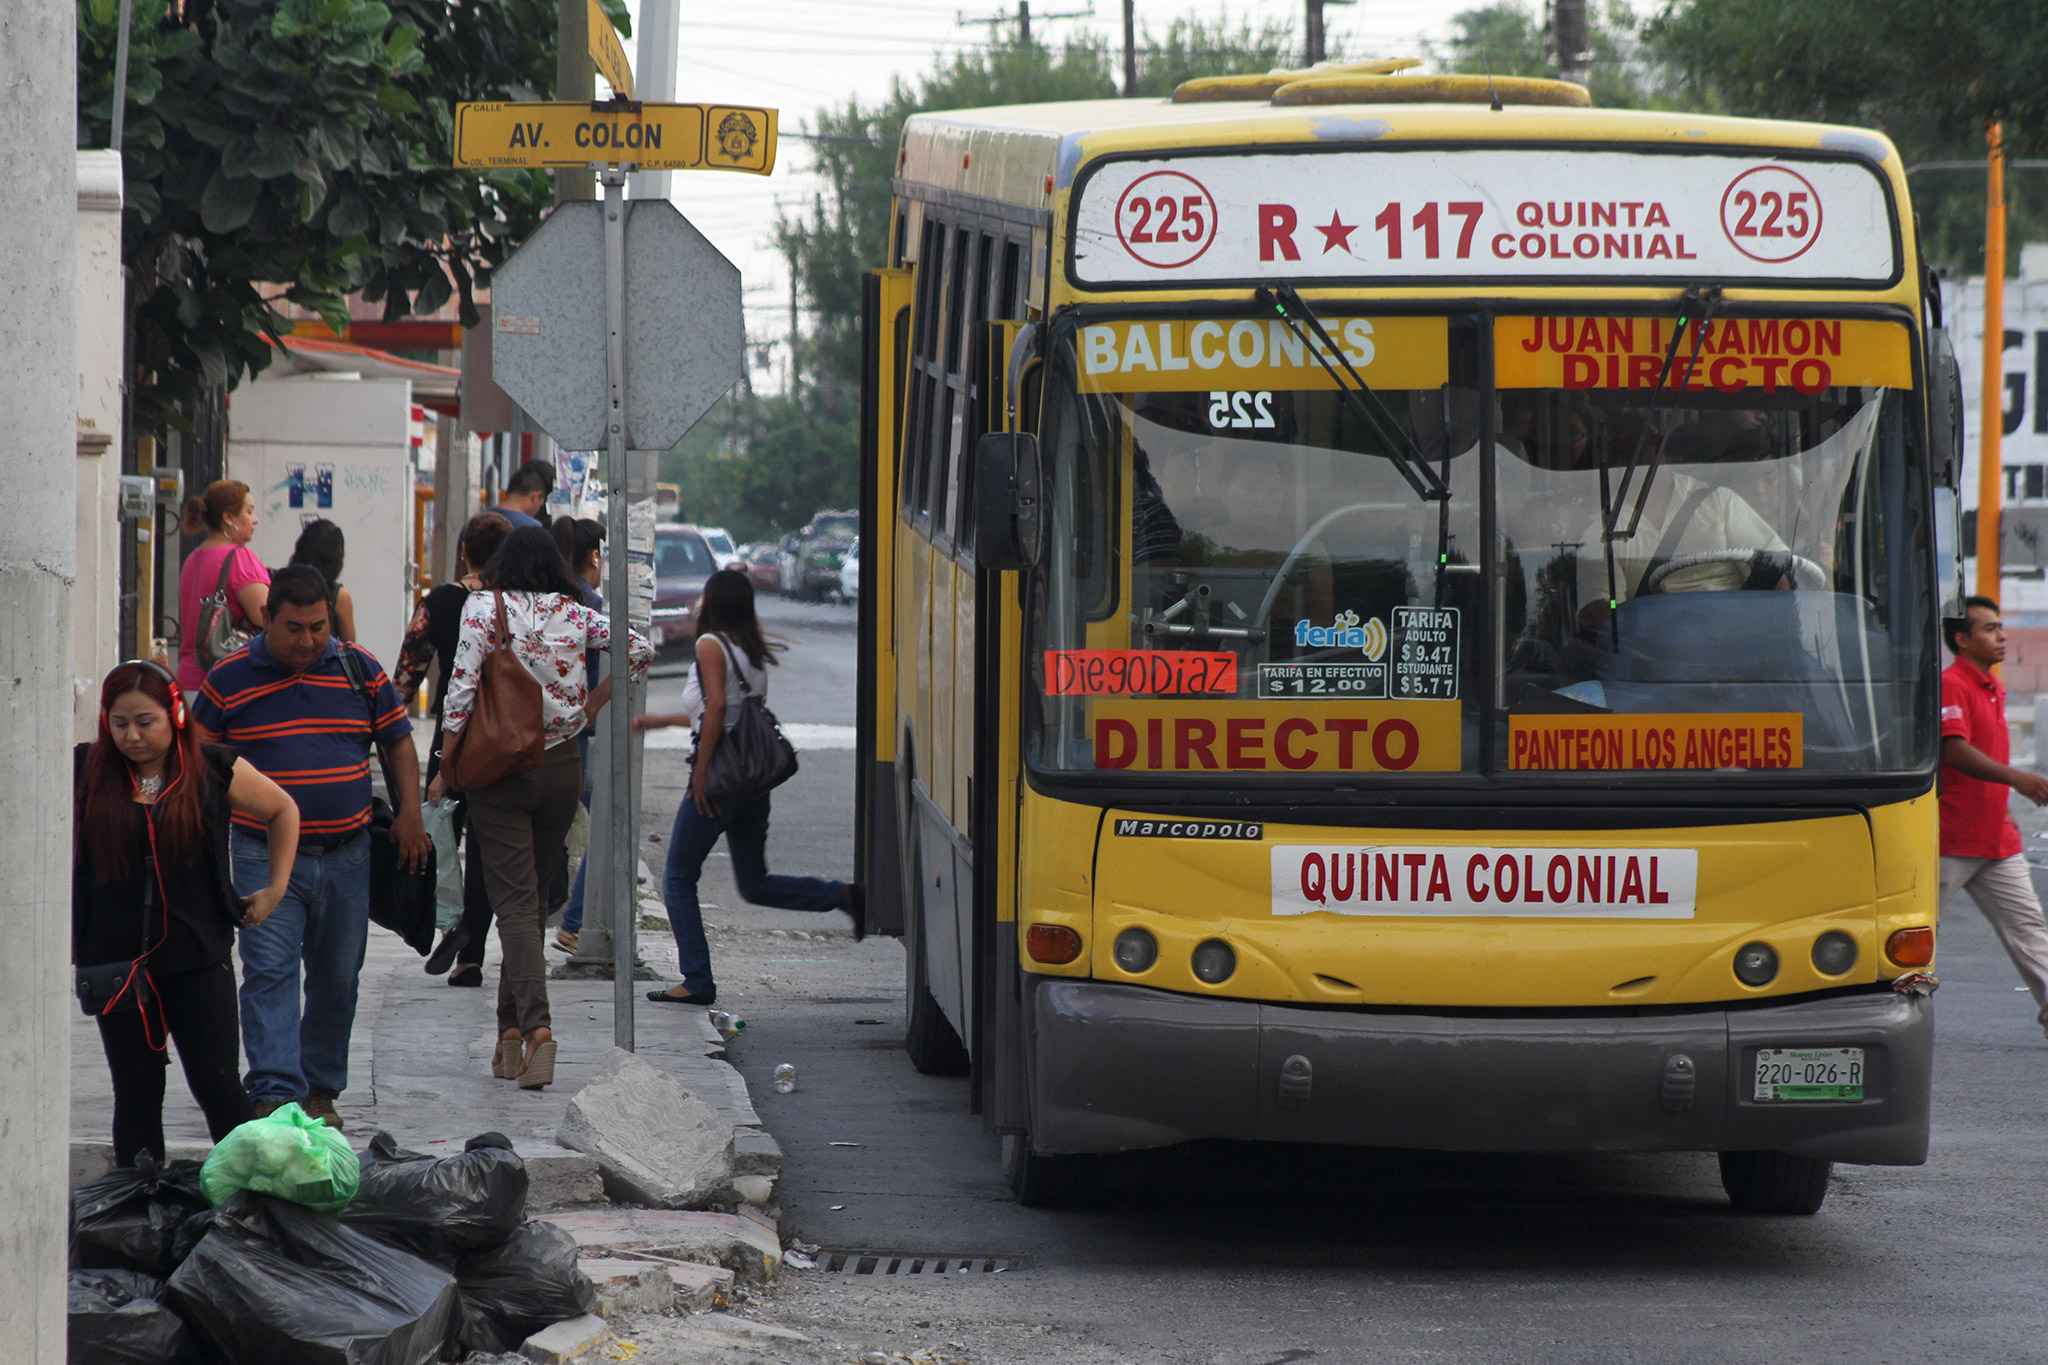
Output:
[454, 102, 776, 174]
[588, 0, 635, 99]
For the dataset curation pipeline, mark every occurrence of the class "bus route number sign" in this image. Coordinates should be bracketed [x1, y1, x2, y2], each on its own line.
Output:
[1392, 606, 1458, 700]
[1115, 170, 1218, 270]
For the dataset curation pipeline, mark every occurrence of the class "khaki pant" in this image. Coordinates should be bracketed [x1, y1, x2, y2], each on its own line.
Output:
[466, 741, 582, 1035]
[1939, 853, 2048, 1035]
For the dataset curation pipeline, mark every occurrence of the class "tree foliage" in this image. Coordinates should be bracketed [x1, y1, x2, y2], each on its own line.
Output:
[1648, 0, 2048, 270]
[76, 0, 627, 434]
[1433, 1, 1669, 110]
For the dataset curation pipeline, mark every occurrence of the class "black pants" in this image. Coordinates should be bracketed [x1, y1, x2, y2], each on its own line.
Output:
[96, 960, 254, 1167]
[453, 798, 498, 969]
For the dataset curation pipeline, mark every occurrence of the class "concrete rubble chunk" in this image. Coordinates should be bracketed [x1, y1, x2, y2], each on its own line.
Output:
[556, 1047, 735, 1209]
[548, 1208, 782, 1283]
[663, 1260, 735, 1312]
[521, 1313, 613, 1363]
[730, 1127, 783, 1177]
[513, 1139, 607, 1211]
[676, 1313, 812, 1347]
[577, 1258, 674, 1315]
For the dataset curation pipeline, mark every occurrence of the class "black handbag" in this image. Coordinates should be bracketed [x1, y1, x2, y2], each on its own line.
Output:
[339, 648, 437, 956]
[76, 852, 160, 1018]
[696, 633, 799, 806]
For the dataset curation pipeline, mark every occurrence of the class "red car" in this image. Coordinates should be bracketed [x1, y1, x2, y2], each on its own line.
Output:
[652, 525, 717, 650]
[740, 542, 780, 593]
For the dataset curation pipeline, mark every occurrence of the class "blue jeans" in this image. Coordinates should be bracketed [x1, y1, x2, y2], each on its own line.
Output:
[664, 790, 844, 1001]
[231, 830, 372, 1102]
[561, 732, 595, 935]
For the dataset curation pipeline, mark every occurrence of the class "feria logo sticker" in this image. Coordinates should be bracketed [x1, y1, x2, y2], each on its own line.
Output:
[1292, 610, 1386, 660]
[1116, 170, 1218, 270]
[1720, 165, 1822, 264]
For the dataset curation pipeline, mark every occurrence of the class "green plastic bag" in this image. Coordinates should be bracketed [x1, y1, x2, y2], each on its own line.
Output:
[199, 1104, 360, 1215]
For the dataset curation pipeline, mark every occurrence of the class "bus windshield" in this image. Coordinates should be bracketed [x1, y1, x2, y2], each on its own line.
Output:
[1023, 311, 1936, 782]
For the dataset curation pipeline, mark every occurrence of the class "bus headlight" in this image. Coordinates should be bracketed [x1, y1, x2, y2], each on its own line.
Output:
[1112, 927, 1158, 974]
[1810, 931, 1858, 976]
[1732, 941, 1779, 987]
[1190, 939, 1236, 984]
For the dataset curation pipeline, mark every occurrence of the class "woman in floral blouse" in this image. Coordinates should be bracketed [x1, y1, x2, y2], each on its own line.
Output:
[442, 526, 652, 1088]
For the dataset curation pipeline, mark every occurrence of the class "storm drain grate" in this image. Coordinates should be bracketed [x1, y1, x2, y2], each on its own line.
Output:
[813, 1249, 1032, 1276]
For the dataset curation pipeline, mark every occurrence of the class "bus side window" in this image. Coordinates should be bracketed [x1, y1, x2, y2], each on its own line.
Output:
[904, 213, 948, 523]
[930, 225, 974, 539]
[957, 229, 1000, 553]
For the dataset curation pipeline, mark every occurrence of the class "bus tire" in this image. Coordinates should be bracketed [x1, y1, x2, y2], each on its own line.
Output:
[1718, 1150, 1832, 1214]
[1002, 1133, 1102, 1208]
[901, 822, 969, 1076]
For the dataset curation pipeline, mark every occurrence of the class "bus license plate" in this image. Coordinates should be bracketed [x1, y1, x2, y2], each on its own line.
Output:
[1753, 1047, 1864, 1102]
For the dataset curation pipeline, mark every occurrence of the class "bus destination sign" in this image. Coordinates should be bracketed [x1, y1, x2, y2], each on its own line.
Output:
[1071, 150, 1895, 287]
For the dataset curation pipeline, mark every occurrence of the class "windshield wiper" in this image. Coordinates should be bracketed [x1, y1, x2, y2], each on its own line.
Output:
[1257, 286, 1449, 502]
[1601, 284, 1723, 543]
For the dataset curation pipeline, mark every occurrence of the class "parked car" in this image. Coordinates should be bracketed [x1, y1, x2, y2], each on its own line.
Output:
[700, 525, 741, 570]
[740, 542, 780, 594]
[652, 524, 717, 650]
[774, 530, 803, 597]
[783, 510, 860, 601]
[838, 536, 860, 601]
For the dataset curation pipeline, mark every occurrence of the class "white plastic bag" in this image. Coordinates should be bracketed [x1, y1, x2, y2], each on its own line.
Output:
[423, 798, 464, 930]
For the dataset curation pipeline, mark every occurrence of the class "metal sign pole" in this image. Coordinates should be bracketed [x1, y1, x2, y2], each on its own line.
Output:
[600, 164, 636, 1051]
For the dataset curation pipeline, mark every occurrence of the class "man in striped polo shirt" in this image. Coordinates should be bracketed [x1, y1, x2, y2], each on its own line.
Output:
[194, 565, 429, 1129]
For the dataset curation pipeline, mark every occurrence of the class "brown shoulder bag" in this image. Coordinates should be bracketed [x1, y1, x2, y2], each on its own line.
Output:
[441, 590, 547, 791]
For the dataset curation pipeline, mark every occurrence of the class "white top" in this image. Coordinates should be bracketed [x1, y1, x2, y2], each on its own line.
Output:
[444, 590, 652, 749]
[682, 634, 768, 735]
[1576, 471, 1787, 603]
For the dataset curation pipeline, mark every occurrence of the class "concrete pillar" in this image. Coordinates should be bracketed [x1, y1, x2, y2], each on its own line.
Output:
[0, 0, 80, 1356]
[76, 149, 125, 740]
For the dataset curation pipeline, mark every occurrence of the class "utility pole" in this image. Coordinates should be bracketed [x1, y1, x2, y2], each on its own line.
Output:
[1554, 0, 1590, 86]
[629, 0, 680, 203]
[1303, 0, 1354, 66]
[957, 1, 1091, 47]
[0, 0, 77, 1356]
[556, 0, 595, 203]
[1978, 119, 2008, 599]
[1123, 0, 1137, 96]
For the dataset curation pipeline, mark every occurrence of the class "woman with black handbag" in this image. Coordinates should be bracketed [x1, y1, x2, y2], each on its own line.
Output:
[634, 568, 865, 1007]
[75, 661, 300, 1166]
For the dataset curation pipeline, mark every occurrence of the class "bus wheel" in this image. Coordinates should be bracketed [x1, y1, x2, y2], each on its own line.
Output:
[1002, 1133, 1102, 1208]
[1718, 1150, 1832, 1214]
[902, 828, 969, 1076]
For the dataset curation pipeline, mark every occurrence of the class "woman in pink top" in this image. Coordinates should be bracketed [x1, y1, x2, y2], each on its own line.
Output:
[176, 480, 270, 691]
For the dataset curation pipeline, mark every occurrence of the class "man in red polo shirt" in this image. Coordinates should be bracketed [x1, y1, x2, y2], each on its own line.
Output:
[1940, 596, 2048, 1039]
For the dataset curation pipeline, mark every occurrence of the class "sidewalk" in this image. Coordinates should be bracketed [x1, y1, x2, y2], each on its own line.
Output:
[68, 906, 763, 1183]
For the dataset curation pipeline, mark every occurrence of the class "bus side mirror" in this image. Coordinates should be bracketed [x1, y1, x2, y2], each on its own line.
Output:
[974, 431, 1042, 570]
[1929, 328, 1963, 490]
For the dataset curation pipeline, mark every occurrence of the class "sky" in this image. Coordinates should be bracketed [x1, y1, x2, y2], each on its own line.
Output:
[618, 0, 1482, 383]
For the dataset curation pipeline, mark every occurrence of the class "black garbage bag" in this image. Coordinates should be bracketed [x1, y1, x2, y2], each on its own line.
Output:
[71, 1153, 212, 1277]
[165, 1192, 456, 1365]
[340, 1131, 529, 1256]
[67, 1269, 201, 1365]
[452, 1221, 598, 1356]
[168, 1207, 215, 1269]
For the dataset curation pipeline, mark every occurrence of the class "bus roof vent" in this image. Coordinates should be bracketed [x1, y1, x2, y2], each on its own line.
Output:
[1171, 56, 1420, 103]
[1269, 72, 1592, 108]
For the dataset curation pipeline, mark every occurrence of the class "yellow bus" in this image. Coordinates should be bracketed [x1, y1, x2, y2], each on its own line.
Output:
[854, 66, 1965, 1212]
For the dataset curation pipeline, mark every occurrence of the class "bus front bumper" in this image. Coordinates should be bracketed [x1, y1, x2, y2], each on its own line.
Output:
[1025, 980, 1931, 1165]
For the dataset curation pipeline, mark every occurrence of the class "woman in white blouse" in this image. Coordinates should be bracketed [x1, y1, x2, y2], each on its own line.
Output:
[443, 526, 652, 1088]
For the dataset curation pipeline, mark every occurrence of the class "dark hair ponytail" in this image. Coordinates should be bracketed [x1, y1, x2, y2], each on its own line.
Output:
[695, 568, 779, 670]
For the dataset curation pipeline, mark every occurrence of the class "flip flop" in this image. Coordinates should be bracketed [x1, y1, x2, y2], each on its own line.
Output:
[553, 930, 579, 953]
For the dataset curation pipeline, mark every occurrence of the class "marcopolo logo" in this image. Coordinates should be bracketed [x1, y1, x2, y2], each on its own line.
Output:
[1114, 818, 1263, 841]
[1293, 609, 1386, 660]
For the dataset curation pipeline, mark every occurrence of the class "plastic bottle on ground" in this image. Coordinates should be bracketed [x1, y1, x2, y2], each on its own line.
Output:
[772, 1063, 797, 1094]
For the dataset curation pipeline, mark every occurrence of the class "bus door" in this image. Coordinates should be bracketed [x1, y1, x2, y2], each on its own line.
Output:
[858, 267, 913, 936]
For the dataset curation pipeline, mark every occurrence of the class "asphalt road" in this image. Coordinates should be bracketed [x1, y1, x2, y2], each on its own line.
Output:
[631, 596, 2048, 1365]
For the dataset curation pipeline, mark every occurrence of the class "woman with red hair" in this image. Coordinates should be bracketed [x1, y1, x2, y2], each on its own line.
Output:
[75, 661, 300, 1166]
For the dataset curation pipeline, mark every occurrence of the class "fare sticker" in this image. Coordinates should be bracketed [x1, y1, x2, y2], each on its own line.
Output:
[1510, 713, 1803, 770]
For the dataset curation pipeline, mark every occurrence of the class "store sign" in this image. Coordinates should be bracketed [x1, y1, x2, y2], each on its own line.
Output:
[1071, 151, 1896, 286]
[1495, 316, 1912, 392]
